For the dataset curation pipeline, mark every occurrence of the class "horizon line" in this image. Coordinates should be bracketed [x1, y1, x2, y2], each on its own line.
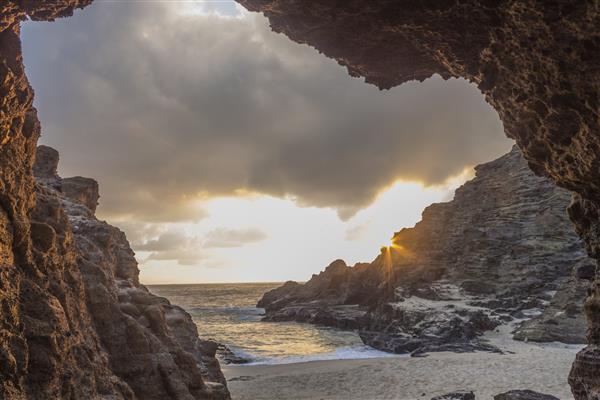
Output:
[144, 280, 303, 285]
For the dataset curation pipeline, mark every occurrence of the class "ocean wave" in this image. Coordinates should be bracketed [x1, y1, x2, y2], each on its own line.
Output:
[239, 345, 402, 366]
[190, 306, 264, 314]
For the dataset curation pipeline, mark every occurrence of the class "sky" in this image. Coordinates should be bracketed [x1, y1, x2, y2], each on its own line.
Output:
[21, 0, 512, 283]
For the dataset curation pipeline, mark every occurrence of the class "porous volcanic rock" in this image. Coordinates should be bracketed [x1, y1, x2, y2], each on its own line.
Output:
[1, 4, 230, 393]
[0, 3, 118, 396]
[259, 147, 591, 355]
[32, 146, 230, 399]
[234, 2, 600, 397]
[3, 1, 600, 398]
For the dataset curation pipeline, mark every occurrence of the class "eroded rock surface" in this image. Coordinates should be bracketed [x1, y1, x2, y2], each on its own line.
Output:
[1, 4, 229, 397]
[0, 3, 113, 397]
[32, 145, 230, 399]
[259, 147, 591, 355]
[3, 1, 600, 398]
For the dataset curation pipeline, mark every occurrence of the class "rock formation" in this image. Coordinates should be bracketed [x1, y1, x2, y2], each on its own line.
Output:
[259, 147, 592, 354]
[0, 4, 229, 398]
[31, 145, 230, 399]
[432, 390, 559, 400]
[232, 3, 600, 397]
[2, 1, 600, 398]
[493, 390, 560, 400]
[431, 392, 475, 400]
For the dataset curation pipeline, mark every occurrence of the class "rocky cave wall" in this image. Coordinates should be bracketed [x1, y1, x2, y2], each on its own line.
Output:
[0, 2, 95, 398]
[235, 2, 600, 398]
[2, 0, 600, 399]
[0, 2, 229, 399]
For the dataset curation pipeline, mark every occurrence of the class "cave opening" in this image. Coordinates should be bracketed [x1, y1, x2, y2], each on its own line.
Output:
[1, 1, 599, 400]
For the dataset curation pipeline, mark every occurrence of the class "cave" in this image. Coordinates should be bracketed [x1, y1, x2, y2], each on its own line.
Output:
[1, 1, 599, 399]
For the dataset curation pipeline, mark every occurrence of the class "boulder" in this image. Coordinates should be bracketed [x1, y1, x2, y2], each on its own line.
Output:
[493, 390, 560, 400]
[432, 391, 475, 400]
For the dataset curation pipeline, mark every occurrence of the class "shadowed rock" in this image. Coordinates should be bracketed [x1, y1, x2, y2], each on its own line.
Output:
[32, 145, 59, 183]
[61, 176, 99, 213]
[432, 392, 475, 400]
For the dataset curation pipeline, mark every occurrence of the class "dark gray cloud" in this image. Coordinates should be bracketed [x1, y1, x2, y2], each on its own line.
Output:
[22, 2, 511, 222]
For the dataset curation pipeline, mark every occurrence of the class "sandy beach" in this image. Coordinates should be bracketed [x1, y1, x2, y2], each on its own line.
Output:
[224, 326, 582, 400]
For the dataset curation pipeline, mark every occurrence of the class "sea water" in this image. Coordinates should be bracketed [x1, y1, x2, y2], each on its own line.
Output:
[149, 283, 395, 365]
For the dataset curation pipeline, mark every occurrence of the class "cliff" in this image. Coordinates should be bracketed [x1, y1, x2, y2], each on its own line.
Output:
[20, 145, 231, 399]
[259, 147, 592, 354]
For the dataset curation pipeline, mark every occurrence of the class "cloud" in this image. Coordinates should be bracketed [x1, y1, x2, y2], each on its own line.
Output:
[204, 228, 267, 248]
[22, 1, 511, 223]
[147, 248, 208, 266]
[136, 227, 267, 266]
[137, 230, 204, 265]
[344, 223, 369, 241]
[136, 231, 194, 252]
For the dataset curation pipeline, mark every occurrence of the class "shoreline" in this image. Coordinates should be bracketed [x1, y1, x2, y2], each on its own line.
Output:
[223, 326, 582, 400]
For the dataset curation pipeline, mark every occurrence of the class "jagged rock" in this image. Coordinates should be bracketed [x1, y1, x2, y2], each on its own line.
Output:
[32, 145, 60, 186]
[62, 176, 99, 213]
[575, 261, 596, 281]
[432, 391, 475, 400]
[31, 146, 230, 399]
[493, 390, 559, 400]
[213, 342, 251, 365]
[259, 147, 591, 354]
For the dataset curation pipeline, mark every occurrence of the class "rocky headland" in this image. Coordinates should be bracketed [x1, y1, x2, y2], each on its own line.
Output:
[259, 147, 593, 355]
[29, 145, 230, 399]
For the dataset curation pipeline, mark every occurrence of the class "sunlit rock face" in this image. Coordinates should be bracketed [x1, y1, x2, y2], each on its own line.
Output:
[236, 1, 600, 397]
[34, 146, 231, 399]
[0, 2, 97, 398]
[1, 0, 92, 32]
[259, 147, 592, 354]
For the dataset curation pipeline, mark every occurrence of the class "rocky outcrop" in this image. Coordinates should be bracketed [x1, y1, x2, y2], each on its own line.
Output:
[493, 390, 560, 400]
[432, 392, 475, 400]
[31, 145, 230, 399]
[259, 147, 592, 355]
[431, 390, 560, 400]
[234, 2, 600, 398]
[258, 261, 372, 330]
[61, 176, 99, 213]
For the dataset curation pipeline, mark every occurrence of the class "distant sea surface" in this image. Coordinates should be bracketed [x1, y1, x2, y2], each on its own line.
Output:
[148, 283, 394, 365]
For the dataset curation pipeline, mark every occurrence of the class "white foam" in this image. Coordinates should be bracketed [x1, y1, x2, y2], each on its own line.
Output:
[243, 346, 403, 366]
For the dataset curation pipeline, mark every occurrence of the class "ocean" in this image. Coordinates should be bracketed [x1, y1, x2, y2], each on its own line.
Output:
[148, 283, 394, 365]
